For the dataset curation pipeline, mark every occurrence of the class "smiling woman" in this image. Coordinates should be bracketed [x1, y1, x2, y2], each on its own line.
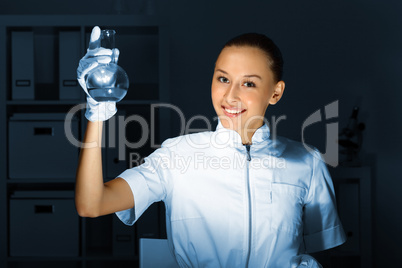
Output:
[211, 38, 285, 144]
[76, 28, 346, 268]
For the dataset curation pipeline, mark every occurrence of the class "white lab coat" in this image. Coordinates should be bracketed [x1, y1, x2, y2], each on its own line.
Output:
[116, 122, 346, 267]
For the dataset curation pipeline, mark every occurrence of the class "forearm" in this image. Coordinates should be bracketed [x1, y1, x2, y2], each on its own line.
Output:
[75, 120, 105, 217]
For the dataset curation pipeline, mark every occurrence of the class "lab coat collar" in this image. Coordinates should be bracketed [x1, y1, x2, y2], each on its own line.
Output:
[215, 120, 270, 144]
[214, 121, 286, 157]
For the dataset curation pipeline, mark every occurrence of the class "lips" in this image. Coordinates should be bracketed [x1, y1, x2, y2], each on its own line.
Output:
[222, 106, 246, 118]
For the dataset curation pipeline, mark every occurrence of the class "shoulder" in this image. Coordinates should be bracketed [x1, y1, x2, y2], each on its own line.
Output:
[276, 136, 320, 167]
[273, 136, 328, 188]
[161, 130, 215, 150]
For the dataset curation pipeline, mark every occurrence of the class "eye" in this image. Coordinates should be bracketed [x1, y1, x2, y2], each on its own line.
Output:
[243, 81, 256, 87]
[218, 76, 229, 83]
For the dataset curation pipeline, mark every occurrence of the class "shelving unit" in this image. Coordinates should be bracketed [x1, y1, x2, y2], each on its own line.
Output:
[314, 166, 372, 268]
[0, 15, 170, 268]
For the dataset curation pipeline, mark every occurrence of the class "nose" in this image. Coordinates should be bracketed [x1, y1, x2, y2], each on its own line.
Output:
[224, 84, 240, 105]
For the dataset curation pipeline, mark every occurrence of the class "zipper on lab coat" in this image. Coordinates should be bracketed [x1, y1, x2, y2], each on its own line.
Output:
[245, 144, 252, 267]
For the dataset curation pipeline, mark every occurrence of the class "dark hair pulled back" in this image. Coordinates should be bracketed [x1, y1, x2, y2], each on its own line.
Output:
[223, 33, 284, 82]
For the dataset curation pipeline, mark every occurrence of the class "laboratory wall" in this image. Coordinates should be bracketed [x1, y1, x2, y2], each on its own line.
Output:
[1, 0, 401, 267]
[166, 2, 402, 266]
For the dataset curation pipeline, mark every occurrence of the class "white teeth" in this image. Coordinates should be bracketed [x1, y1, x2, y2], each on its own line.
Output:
[225, 108, 242, 114]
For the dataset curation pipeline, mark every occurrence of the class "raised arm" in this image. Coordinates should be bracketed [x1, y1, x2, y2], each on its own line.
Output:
[75, 120, 133, 218]
[74, 26, 134, 218]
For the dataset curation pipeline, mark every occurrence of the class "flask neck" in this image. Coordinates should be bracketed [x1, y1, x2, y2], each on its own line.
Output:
[101, 29, 116, 50]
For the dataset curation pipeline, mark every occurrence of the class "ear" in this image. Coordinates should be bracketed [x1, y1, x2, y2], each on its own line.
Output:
[269, 80, 285, 105]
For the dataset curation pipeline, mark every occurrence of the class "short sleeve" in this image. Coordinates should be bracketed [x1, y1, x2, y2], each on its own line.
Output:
[302, 149, 347, 253]
[115, 145, 171, 226]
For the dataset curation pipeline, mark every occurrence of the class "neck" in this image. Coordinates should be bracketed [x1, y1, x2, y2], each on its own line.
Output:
[238, 125, 262, 145]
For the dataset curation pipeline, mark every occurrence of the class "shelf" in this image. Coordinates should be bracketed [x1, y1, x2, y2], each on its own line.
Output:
[7, 255, 138, 262]
[119, 99, 161, 105]
[6, 100, 81, 105]
[85, 254, 138, 261]
[0, 14, 169, 268]
[7, 179, 75, 184]
[7, 256, 83, 262]
[6, 100, 162, 106]
[0, 15, 160, 27]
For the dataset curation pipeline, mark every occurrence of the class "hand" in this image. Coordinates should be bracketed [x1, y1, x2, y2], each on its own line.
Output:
[77, 26, 120, 122]
[290, 254, 323, 268]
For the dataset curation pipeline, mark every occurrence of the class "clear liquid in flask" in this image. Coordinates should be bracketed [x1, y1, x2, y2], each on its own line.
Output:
[88, 87, 128, 102]
[85, 29, 129, 103]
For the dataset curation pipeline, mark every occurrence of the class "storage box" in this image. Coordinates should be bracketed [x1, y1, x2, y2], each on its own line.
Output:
[59, 31, 81, 100]
[8, 113, 79, 179]
[11, 31, 35, 99]
[9, 191, 79, 256]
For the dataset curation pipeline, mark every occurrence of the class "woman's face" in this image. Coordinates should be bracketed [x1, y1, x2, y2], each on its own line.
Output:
[211, 45, 285, 143]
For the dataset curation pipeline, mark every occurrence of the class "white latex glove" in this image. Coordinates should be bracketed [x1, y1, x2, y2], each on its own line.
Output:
[290, 254, 323, 268]
[77, 26, 120, 122]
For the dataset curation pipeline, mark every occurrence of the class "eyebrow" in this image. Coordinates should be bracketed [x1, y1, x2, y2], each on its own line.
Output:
[215, 69, 262, 80]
